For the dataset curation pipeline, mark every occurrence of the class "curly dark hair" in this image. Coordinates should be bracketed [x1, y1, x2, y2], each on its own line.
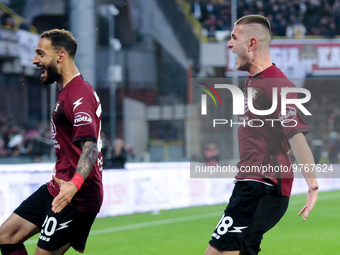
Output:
[40, 29, 77, 59]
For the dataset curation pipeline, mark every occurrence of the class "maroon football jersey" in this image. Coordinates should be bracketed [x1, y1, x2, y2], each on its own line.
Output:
[49, 75, 103, 213]
[236, 65, 309, 197]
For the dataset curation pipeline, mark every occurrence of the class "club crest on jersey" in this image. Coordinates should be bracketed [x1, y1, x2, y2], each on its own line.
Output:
[251, 87, 260, 101]
[244, 87, 260, 114]
[74, 112, 92, 126]
[53, 102, 61, 115]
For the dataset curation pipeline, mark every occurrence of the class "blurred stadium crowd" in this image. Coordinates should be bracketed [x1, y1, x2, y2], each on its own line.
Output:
[0, 114, 52, 162]
[0, 113, 135, 166]
[0, 1, 35, 32]
[191, 0, 340, 38]
[0, 10, 30, 31]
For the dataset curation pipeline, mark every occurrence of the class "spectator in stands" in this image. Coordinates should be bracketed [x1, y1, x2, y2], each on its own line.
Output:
[1, 126, 10, 151]
[0, 10, 4, 26]
[30, 128, 53, 162]
[206, 0, 222, 19]
[207, 24, 217, 37]
[124, 143, 135, 162]
[328, 131, 339, 163]
[286, 24, 294, 37]
[7, 126, 25, 157]
[0, 115, 54, 162]
[204, 142, 219, 166]
[19, 18, 30, 31]
[191, 0, 206, 22]
[109, 138, 127, 169]
[3, 16, 16, 30]
[203, 13, 218, 37]
[293, 22, 307, 38]
[0, 137, 9, 157]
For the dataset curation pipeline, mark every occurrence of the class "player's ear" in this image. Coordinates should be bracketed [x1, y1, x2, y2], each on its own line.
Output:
[57, 50, 67, 63]
[248, 37, 257, 51]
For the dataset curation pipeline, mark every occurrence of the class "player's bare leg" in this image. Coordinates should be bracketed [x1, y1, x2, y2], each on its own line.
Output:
[0, 213, 40, 254]
[205, 245, 248, 255]
[34, 243, 71, 255]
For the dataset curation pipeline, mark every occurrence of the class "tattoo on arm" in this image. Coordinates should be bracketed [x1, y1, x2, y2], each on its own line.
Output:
[75, 141, 99, 180]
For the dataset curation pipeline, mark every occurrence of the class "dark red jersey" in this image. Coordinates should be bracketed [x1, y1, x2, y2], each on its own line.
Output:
[49, 75, 103, 213]
[235, 65, 309, 197]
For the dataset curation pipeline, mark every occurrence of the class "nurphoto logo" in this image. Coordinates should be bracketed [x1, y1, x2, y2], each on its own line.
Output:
[198, 83, 312, 128]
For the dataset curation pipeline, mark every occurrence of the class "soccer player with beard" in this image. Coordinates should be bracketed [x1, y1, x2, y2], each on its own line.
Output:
[205, 15, 319, 255]
[0, 29, 103, 255]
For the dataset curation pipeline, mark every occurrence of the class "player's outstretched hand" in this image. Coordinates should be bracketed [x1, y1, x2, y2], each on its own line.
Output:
[298, 185, 318, 221]
[52, 175, 77, 213]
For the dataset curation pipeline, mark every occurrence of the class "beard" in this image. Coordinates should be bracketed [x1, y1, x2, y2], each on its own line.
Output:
[41, 59, 61, 85]
[236, 56, 251, 72]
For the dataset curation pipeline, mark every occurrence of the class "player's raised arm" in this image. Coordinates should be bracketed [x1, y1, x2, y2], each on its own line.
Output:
[288, 132, 319, 221]
[52, 140, 98, 213]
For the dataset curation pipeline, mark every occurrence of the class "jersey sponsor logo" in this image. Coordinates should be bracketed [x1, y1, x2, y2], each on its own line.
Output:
[73, 97, 83, 111]
[279, 106, 297, 122]
[74, 112, 92, 126]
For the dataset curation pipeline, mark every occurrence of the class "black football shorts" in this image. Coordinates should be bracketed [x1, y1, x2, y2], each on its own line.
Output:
[14, 184, 97, 253]
[209, 181, 289, 255]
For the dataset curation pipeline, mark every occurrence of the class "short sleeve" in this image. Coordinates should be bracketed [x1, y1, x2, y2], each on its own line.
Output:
[65, 91, 97, 147]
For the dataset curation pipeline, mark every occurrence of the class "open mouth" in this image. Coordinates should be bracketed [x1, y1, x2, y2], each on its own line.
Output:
[40, 67, 46, 78]
[231, 51, 237, 60]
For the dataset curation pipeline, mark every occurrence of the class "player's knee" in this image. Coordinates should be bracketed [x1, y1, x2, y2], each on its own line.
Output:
[0, 224, 23, 244]
[0, 233, 13, 244]
[205, 245, 220, 255]
[0, 227, 10, 244]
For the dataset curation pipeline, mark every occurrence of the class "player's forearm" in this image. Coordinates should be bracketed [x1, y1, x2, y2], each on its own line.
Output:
[76, 141, 99, 180]
[289, 133, 318, 188]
